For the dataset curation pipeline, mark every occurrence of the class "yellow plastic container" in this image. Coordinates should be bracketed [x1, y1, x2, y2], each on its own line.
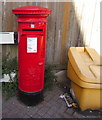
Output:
[67, 47, 102, 111]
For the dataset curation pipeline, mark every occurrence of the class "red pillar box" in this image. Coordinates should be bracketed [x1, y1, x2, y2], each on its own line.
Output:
[12, 6, 51, 94]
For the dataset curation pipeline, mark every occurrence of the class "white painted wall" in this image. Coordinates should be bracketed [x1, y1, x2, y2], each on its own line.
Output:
[73, 0, 101, 55]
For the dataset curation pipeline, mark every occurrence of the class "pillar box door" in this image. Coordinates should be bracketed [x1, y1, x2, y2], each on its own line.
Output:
[12, 6, 51, 94]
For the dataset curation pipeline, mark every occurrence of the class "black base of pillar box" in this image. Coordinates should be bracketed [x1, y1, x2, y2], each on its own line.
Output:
[17, 90, 44, 106]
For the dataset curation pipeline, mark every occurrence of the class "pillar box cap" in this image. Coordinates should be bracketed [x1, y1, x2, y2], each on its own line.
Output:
[12, 6, 52, 18]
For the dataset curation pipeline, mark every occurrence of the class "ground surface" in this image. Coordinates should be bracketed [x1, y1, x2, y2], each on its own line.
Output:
[2, 85, 102, 119]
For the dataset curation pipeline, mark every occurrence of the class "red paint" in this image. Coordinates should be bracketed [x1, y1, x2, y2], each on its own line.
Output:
[0, 33, 10, 34]
[12, 6, 51, 93]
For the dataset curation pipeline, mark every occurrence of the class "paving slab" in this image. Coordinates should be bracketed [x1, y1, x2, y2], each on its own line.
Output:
[66, 108, 76, 115]
[2, 85, 102, 119]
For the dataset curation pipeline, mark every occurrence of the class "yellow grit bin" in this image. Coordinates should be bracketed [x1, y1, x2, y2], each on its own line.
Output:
[67, 47, 102, 111]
